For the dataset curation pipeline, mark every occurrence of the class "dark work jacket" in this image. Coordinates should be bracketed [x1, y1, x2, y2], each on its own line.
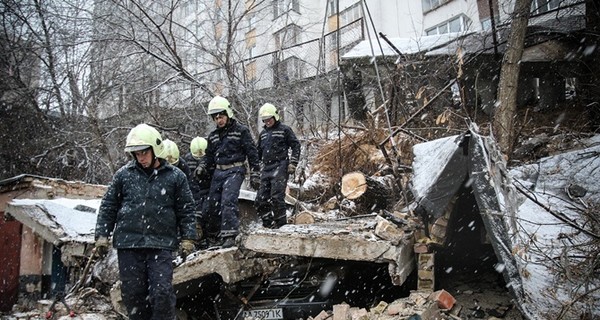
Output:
[257, 121, 301, 167]
[176, 157, 192, 180]
[182, 152, 212, 196]
[204, 118, 260, 172]
[95, 159, 197, 250]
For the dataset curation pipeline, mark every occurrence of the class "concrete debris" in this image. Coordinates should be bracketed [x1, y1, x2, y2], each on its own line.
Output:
[5, 129, 598, 319]
[2, 288, 120, 320]
[306, 290, 456, 320]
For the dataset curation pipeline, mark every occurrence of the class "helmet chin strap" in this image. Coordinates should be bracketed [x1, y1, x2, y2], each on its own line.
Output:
[151, 150, 161, 168]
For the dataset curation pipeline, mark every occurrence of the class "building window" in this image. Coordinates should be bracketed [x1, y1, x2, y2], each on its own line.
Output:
[274, 56, 303, 83]
[339, 2, 362, 25]
[422, 0, 455, 12]
[273, 0, 300, 18]
[328, 0, 338, 16]
[247, 12, 257, 29]
[274, 24, 301, 49]
[531, 0, 560, 15]
[481, 17, 491, 30]
[426, 14, 471, 35]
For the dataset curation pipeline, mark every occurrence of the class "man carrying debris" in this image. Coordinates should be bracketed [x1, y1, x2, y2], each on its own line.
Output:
[195, 96, 260, 248]
[254, 103, 301, 228]
[183, 136, 212, 248]
[94, 123, 197, 320]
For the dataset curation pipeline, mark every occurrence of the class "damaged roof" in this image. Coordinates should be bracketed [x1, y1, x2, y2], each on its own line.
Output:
[410, 127, 600, 319]
[6, 198, 100, 245]
[342, 11, 586, 62]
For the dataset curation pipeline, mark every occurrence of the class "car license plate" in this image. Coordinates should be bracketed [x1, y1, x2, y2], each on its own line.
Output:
[243, 308, 283, 320]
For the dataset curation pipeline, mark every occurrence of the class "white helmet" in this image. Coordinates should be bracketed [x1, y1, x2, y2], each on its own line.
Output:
[124, 124, 164, 156]
[259, 103, 280, 121]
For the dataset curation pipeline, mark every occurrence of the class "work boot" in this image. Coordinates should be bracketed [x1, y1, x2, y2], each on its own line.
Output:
[196, 238, 210, 250]
[221, 236, 236, 248]
[273, 211, 287, 229]
[262, 219, 275, 228]
[206, 235, 222, 249]
[260, 212, 274, 228]
[273, 218, 287, 229]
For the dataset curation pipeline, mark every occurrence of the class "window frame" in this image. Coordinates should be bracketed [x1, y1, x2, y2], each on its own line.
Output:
[273, 0, 300, 19]
[425, 14, 471, 35]
[531, 0, 560, 15]
[274, 23, 302, 49]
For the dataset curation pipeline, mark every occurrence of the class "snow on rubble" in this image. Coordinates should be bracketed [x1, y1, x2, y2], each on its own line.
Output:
[508, 139, 600, 319]
[8, 198, 100, 244]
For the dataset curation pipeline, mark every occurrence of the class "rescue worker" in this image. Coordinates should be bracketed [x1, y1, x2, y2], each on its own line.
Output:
[183, 137, 212, 248]
[94, 123, 197, 320]
[160, 139, 192, 178]
[195, 96, 260, 248]
[254, 103, 301, 228]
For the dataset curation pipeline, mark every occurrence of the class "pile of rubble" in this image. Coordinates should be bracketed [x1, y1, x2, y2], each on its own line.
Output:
[2, 288, 120, 320]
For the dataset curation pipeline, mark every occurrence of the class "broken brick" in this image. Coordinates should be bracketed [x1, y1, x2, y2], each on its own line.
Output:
[429, 289, 456, 310]
[414, 242, 430, 253]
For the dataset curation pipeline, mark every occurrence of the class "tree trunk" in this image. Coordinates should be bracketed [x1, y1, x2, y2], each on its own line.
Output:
[492, 0, 532, 155]
[581, 0, 600, 128]
[341, 171, 391, 214]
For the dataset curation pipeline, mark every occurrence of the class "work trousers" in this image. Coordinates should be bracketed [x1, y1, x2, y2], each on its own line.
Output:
[202, 166, 245, 238]
[117, 249, 176, 320]
[194, 189, 209, 237]
[255, 160, 289, 226]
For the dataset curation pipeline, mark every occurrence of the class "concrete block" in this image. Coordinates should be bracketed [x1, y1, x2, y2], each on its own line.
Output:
[375, 219, 405, 244]
[333, 303, 351, 320]
[350, 307, 368, 320]
[312, 310, 331, 320]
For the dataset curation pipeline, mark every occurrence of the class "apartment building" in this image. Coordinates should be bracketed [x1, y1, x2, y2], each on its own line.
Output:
[145, 0, 587, 129]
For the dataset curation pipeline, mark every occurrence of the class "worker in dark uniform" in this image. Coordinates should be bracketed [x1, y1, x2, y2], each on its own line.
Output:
[160, 139, 191, 178]
[195, 96, 260, 248]
[95, 124, 196, 320]
[183, 136, 212, 248]
[254, 103, 301, 228]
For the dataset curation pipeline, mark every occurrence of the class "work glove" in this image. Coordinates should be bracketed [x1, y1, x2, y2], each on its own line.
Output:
[250, 172, 261, 190]
[179, 239, 195, 259]
[194, 165, 206, 179]
[287, 163, 297, 174]
[94, 237, 109, 258]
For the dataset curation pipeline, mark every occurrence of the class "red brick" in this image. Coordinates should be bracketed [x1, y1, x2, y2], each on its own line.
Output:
[429, 289, 456, 310]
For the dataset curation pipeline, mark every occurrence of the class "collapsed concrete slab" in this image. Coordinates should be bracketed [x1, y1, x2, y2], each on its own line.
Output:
[173, 248, 284, 295]
[242, 219, 415, 286]
[171, 216, 416, 300]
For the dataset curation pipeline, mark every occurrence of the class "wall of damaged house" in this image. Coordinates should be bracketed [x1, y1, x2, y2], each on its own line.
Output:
[0, 189, 27, 310]
[18, 226, 46, 306]
[0, 210, 21, 311]
[0, 175, 108, 310]
[341, 34, 586, 128]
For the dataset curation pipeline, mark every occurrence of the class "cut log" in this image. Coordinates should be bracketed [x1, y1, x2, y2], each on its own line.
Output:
[294, 211, 316, 224]
[341, 171, 392, 214]
[292, 210, 335, 224]
[341, 172, 368, 200]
